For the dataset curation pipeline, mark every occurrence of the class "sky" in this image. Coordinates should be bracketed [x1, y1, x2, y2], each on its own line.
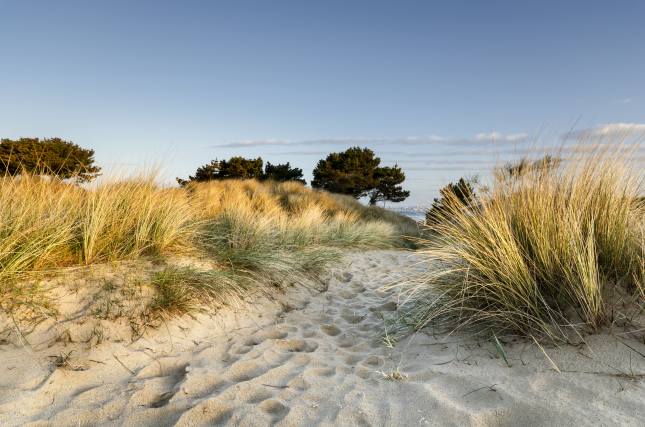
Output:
[1, 0, 644, 205]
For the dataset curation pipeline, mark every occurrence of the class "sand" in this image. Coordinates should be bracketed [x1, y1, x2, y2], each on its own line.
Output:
[1, 250, 644, 426]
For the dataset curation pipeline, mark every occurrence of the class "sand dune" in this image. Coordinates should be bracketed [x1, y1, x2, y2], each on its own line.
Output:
[1, 250, 644, 426]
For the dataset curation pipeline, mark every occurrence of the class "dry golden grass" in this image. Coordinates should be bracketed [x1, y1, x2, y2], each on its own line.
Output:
[80, 180, 196, 263]
[403, 144, 644, 342]
[0, 176, 413, 316]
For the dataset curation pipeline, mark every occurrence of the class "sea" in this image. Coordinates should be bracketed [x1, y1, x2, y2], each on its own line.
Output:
[388, 206, 427, 222]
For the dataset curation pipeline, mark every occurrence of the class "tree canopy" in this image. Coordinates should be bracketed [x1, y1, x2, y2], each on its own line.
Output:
[178, 157, 306, 185]
[0, 137, 101, 182]
[180, 150, 408, 204]
[263, 162, 306, 184]
[311, 147, 409, 205]
[369, 165, 410, 205]
[177, 157, 263, 185]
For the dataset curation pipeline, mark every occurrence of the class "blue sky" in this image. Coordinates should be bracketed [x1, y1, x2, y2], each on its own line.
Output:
[1, 0, 643, 205]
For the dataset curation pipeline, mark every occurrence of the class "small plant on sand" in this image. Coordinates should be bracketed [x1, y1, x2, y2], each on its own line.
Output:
[378, 367, 408, 381]
[49, 350, 87, 371]
[403, 145, 644, 342]
[149, 267, 247, 314]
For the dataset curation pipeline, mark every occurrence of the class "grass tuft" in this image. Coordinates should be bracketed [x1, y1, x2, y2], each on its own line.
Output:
[149, 267, 246, 314]
[402, 144, 644, 342]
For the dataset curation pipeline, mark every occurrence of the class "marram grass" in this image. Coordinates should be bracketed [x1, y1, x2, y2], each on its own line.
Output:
[0, 175, 414, 315]
[402, 145, 644, 342]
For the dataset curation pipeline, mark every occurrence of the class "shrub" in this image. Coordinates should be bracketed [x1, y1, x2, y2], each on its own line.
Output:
[263, 162, 306, 184]
[0, 138, 101, 183]
[177, 157, 264, 185]
[405, 146, 644, 342]
[425, 177, 477, 226]
[178, 158, 306, 185]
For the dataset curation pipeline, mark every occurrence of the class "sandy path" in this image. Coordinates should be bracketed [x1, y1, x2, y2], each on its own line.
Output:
[1, 250, 644, 426]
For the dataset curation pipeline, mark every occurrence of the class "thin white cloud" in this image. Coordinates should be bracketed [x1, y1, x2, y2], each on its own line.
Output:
[215, 139, 291, 148]
[213, 133, 535, 148]
[399, 135, 445, 144]
[618, 98, 632, 104]
[474, 131, 529, 142]
[566, 122, 645, 139]
[213, 135, 447, 148]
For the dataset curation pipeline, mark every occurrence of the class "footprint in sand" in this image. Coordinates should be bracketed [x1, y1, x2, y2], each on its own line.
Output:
[274, 339, 319, 353]
[320, 324, 341, 336]
[175, 398, 233, 426]
[369, 301, 397, 312]
[362, 355, 383, 367]
[339, 290, 355, 299]
[257, 328, 289, 340]
[336, 272, 353, 282]
[343, 354, 363, 365]
[234, 345, 253, 354]
[148, 391, 175, 408]
[302, 329, 317, 338]
[243, 328, 289, 347]
[355, 366, 373, 379]
[286, 376, 309, 391]
[225, 360, 266, 382]
[180, 371, 226, 399]
[341, 313, 366, 324]
[243, 336, 264, 346]
[243, 387, 274, 404]
[304, 366, 336, 377]
[336, 335, 356, 348]
[350, 284, 366, 293]
[259, 399, 290, 421]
